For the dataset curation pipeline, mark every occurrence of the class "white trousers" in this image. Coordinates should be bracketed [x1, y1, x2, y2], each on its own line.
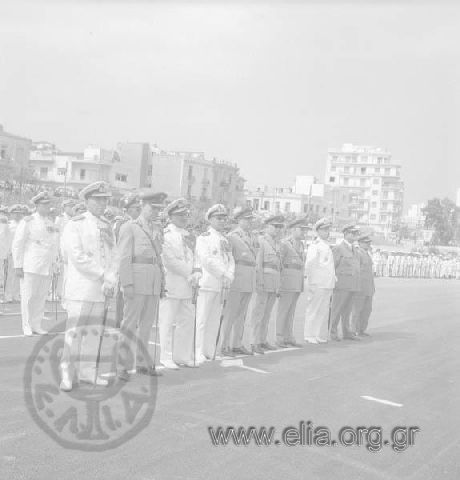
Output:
[304, 287, 332, 342]
[196, 291, 223, 359]
[20, 272, 51, 334]
[159, 298, 195, 364]
[60, 300, 105, 382]
[5, 255, 20, 301]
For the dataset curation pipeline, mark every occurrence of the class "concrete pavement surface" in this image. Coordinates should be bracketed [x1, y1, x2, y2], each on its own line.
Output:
[0, 278, 459, 480]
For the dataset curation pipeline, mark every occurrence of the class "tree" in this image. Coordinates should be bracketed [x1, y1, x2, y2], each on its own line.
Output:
[422, 197, 460, 245]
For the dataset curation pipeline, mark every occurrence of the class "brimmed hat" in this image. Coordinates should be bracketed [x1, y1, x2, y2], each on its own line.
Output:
[264, 215, 285, 226]
[165, 198, 190, 216]
[287, 217, 311, 229]
[205, 204, 228, 221]
[233, 206, 255, 221]
[315, 217, 332, 230]
[139, 190, 168, 207]
[121, 193, 141, 209]
[79, 181, 112, 200]
[62, 198, 76, 208]
[8, 204, 23, 214]
[342, 222, 360, 234]
[31, 191, 51, 205]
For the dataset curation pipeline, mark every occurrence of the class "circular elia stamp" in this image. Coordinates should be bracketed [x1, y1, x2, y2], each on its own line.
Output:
[23, 320, 158, 451]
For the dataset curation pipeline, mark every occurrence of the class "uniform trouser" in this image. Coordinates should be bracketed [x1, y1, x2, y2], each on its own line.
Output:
[0, 258, 6, 292]
[159, 297, 195, 364]
[20, 272, 51, 333]
[276, 291, 300, 343]
[60, 300, 105, 382]
[352, 294, 373, 334]
[118, 294, 159, 372]
[5, 255, 20, 301]
[329, 289, 356, 338]
[304, 287, 332, 341]
[251, 291, 277, 345]
[196, 290, 223, 359]
[114, 289, 124, 329]
[220, 290, 253, 350]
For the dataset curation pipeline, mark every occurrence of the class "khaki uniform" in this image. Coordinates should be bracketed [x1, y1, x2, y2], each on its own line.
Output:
[352, 248, 375, 334]
[276, 237, 305, 344]
[220, 227, 257, 351]
[329, 240, 360, 339]
[117, 217, 164, 373]
[250, 234, 281, 346]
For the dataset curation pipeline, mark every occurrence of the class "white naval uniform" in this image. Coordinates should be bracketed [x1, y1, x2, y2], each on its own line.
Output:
[55, 213, 72, 302]
[60, 211, 118, 382]
[5, 219, 20, 302]
[160, 224, 199, 365]
[195, 227, 235, 360]
[0, 220, 11, 296]
[11, 213, 58, 334]
[303, 237, 336, 342]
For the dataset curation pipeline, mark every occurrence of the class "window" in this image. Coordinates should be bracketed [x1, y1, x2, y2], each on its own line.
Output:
[263, 200, 270, 210]
[372, 190, 379, 196]
[331, 166, 336, 172]
[80, 169, 86, 180]
[284, 202, 291, 212]
[303, 204, 308, 213]
[371, 201, 377, 208]
[188, 166, 193, 179]
[0, 146, 6, 159]
[40, 167, 48, 179]
[384, 168, 390, 175]
[315, 205, 320, 213]
[373, 178, 379, 185]
[384, 158, 390, 164]
[246, 200, 252, 207]
[374, 167, 380, 174]
[57, 168, 66, 176]
[381, 202, 388, 210]
[344, 178, 349, 186]
[253, 199, 260, 211]
[360, 178, 366, 187]
[329, 176, 335, 183]
[377, 157, 383, 164]
[380, 214, 387, 222]
[360, 167, 366, 174]
[275, 202, 280, 211]
[351, 156, 357, 163]
[370, 214, 376, 221]
[115, 173, 127, 182]
[323, 207, 327, 213]
[147, 165, 153, 176]
[344, 166, 350, 174]
[361, 156, 368, 162]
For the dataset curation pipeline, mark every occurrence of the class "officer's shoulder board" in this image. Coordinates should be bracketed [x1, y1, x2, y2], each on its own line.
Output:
[199, 231, 211, 237]
[23, 215, 33, 222]
[71, 214, 86, 222]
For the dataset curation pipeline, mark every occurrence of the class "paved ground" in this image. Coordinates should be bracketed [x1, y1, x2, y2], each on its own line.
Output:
[1, 278, 459, 480]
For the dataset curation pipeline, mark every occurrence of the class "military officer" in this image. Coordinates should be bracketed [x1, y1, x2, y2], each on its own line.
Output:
[304, 218, 336, 344]
[0, 212, 10, 301]
[4, 204, 23, 303]
[352, 233, 375, 337]
[329, 223, 361, 341]
[117, 191, 167, 381]
[159, 198, 202, 369]
[11, 192, 59, 336]
[195, 204, 235, 363]
[55, 198, 76, 301]
[250, 215, 285, 354]
[113, 193, 142, 327]
[276, 217, 309, 348]
[60, 181, 118, 391]
[219, 206, 257, 356]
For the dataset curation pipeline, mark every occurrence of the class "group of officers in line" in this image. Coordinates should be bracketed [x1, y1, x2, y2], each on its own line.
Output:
[2, 181, 377, 392]
[372, 250, 460, 279]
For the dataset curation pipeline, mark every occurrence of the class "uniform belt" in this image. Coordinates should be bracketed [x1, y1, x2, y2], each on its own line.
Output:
[283, 263, 303, 270]
[263, 262, 280, 271]
[132, 255, 157, 264]
[236, 260, 256, 267]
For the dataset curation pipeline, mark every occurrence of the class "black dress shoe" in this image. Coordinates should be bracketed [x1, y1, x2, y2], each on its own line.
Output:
[232, 346, 253, 356]
[136, 366, 163, 376]
[260, 343, 277, 351]
[118, 370, 130, 382]
[252, 344, 265, 355]
[343, 335, 360, 341]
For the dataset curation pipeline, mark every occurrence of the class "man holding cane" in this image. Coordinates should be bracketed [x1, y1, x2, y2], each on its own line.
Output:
[59, 181, 118, 391]
[195, 204, 234, 363]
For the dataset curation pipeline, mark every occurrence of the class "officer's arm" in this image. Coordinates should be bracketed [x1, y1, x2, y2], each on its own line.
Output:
[162, 233, 192, 278]
[63, 222, 105, 280]
[332, 245, 342, 269]
[305, 243, 318, 277]
[117, 222, 134, 288]
[11, 219, 28, 269]
[255, 239, 264, 288]
[198, 237, 227, 279]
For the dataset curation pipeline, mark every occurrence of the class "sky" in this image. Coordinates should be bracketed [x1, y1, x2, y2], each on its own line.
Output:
[1, 0, 459, 208]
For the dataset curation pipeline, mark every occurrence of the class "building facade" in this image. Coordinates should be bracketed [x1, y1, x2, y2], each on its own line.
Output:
[325, 144, 404, 234]
[245, 176, 352, 224]
[0, 124, 32, 180]
[151, 149, 244, 209]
